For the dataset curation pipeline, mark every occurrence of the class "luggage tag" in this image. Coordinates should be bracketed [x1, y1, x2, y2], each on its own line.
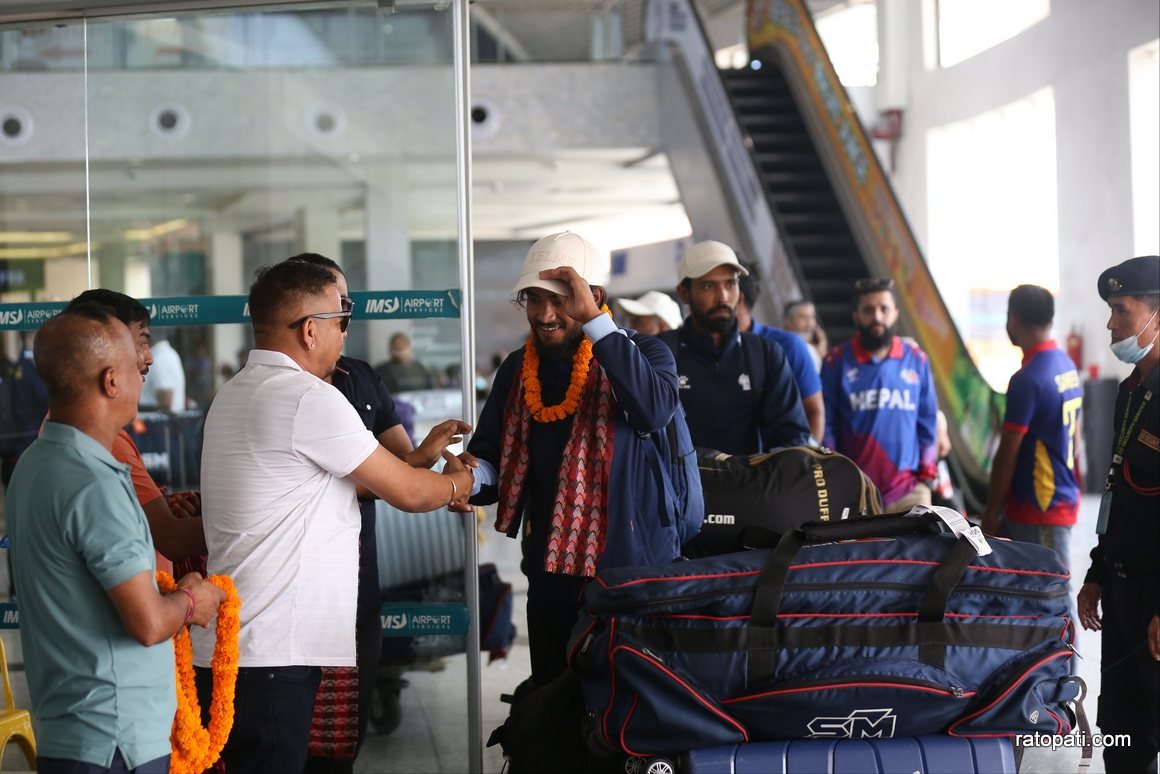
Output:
[911, 504, 993, 556]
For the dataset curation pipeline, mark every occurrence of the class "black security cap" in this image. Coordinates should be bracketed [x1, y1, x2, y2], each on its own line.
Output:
[1098, 255, 1160, 301]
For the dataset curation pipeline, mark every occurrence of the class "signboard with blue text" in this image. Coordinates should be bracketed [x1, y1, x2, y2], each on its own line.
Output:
[0, 289, 461, 331]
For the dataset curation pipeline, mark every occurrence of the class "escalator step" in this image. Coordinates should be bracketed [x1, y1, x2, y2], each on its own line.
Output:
[799, 257, 863, 275]
[730, 95, 797, 112]
[757, 156, 824, 173]
[790, 233, 859, 248]
[764, 172, 830, 189]
[777, 212, 848, 229]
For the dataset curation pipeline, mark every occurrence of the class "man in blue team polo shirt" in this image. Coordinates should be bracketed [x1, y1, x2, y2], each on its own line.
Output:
[821, 277, 939, 509]
[660, 240, 810, 454]
[7, 305, 224, 773]
[980, 285, 1082, 569]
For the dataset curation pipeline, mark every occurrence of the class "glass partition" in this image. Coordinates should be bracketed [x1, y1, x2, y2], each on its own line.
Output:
[0, 2, 475, 771]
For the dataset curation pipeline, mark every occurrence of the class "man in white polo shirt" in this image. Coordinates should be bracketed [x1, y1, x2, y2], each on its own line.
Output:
[192, 260, 474, 773]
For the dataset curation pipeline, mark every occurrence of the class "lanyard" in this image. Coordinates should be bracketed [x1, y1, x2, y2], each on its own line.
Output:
[1105, 388, 1153, 489]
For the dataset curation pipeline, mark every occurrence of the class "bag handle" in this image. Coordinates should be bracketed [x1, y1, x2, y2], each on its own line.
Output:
[748, 507, 987, 682]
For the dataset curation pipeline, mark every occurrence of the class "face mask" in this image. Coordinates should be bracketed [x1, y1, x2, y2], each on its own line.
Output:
[1111, 309, 1159, 364]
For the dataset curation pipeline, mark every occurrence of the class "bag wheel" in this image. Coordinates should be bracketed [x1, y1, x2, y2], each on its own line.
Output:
[645, 757, 676, 774]
[623, 757, 644, 774]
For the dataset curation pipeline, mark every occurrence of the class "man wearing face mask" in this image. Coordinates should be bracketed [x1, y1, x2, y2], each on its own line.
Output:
[1077, 255, 1160, 774]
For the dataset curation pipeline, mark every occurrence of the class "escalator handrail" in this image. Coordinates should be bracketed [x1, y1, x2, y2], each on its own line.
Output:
[747, 0, 1002, 495]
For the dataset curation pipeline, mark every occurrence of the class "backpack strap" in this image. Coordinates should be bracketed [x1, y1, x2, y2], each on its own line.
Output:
[739, 332, 765, 413]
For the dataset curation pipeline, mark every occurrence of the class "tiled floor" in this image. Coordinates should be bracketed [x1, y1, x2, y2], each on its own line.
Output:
[0, 496, 1115, 772]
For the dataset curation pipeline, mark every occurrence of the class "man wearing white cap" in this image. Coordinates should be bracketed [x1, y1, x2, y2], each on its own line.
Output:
[617, 290, 683, 336]
[659, 240, 810, 454]
[466, 232, 701, 687]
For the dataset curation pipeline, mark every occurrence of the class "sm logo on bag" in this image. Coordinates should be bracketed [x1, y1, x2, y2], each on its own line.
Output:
[807, 708, 897, 738]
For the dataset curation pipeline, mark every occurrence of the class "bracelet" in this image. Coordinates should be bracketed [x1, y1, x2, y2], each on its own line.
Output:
[449, 476, 458, 504]
[180, 587, 196, 625]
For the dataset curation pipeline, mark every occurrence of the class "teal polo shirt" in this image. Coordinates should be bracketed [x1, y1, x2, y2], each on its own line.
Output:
[6, 422, 175, 767]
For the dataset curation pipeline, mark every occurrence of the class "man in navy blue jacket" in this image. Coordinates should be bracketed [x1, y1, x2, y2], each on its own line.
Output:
[467, 232, 698, 686]
[661, 240, 810, 454]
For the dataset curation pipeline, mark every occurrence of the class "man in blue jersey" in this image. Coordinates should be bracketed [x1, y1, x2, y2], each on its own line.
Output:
[659, 240, 810, 454]
[821, 277, 939, 509]
[980, 285, 1082, 570]
[736, 261, 824, 441]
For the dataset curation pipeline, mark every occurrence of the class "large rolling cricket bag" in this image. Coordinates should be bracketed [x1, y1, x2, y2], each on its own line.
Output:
[685, 446, 882, 558]
[569, 507, 1083, 758]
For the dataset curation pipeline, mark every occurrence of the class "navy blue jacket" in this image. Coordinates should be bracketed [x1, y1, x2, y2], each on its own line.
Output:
[469, 329, 683, 575]
[662, 321, 810, 454]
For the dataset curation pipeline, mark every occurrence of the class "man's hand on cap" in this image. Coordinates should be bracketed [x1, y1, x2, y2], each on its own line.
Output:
[539, 266, 601, 323]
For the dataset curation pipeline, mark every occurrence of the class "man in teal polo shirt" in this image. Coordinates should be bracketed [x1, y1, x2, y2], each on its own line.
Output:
[7, 304, 223, 773]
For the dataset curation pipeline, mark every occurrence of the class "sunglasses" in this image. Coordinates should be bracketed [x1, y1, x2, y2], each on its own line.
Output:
[288, 296, 354, 333]
[854, 277, 895, 293]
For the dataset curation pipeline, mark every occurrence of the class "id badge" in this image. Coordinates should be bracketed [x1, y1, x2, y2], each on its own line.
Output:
[1096, 491, 1113, 535]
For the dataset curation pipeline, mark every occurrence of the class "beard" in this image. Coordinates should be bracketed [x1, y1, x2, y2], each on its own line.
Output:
[690, 303, 736, 335]
[532, 324, 584, 359]
[857, 322, 896, 351]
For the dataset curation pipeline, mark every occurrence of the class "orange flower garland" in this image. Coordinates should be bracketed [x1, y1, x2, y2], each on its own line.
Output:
[522, 337, 592, 422]
[521, 305, 611, 423]
[157, 571, 241, 774]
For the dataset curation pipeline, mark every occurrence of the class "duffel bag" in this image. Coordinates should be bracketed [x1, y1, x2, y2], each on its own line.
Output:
[685, 446, 883, 558]
[569, 506, 1083, 758]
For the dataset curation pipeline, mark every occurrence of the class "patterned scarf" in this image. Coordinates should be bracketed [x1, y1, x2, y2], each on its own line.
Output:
[496, 345, 616, 577]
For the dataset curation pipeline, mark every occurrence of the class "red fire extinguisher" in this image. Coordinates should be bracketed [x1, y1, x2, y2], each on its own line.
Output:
[1066, 327, 1083, 371]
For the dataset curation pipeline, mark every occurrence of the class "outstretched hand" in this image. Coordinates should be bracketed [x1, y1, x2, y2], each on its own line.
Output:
[538, 266, 602, 324]
[442, 449, 475, 512]
[409, 419, 473, 469]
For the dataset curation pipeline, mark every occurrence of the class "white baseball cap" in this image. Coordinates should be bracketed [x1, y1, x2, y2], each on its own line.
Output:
[677, 240, 749, 282]
[617, 291, 683, 331]
[512, 232, 611, 297]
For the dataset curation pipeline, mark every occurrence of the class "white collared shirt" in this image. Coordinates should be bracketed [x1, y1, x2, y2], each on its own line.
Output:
[192, 349, 379, 668]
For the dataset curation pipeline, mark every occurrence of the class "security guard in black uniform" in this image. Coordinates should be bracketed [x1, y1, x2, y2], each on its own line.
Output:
[1078, 254, 1160, 773]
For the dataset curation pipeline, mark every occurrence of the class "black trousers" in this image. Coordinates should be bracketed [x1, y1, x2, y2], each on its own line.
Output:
[195, 665, 322, 774]
[1097, 573, 1160, 773]
[525, 571, 587, 687]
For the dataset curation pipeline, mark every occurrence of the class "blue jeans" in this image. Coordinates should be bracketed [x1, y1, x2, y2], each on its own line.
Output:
[38, 749, 168, 774]
[195, 664, 322, 774]
[997, 519, 1072, 572]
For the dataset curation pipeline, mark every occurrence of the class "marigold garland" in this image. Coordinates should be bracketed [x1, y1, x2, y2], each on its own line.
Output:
[157, 571, 241, 774]
[522, 305, 611, 423]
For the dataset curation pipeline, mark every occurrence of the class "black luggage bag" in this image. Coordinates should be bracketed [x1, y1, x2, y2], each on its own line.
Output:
[686, 446, 883, 557]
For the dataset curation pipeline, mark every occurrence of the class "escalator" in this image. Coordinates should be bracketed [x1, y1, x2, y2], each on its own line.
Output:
[722, 64, 867, 344]
[647, 0, 1003, 511]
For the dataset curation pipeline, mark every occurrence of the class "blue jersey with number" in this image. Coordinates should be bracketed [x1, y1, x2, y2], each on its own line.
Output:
[1003, 342, 1083, 526]
[821, 335, 939, 506]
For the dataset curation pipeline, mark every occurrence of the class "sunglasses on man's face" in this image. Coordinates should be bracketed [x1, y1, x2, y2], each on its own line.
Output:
[854, 277, 895, 293]
[288, 296, 354, 333]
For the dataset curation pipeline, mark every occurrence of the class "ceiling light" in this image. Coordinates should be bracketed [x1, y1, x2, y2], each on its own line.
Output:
[123, 219, 191, 241]
[0, 231, 74, 244]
